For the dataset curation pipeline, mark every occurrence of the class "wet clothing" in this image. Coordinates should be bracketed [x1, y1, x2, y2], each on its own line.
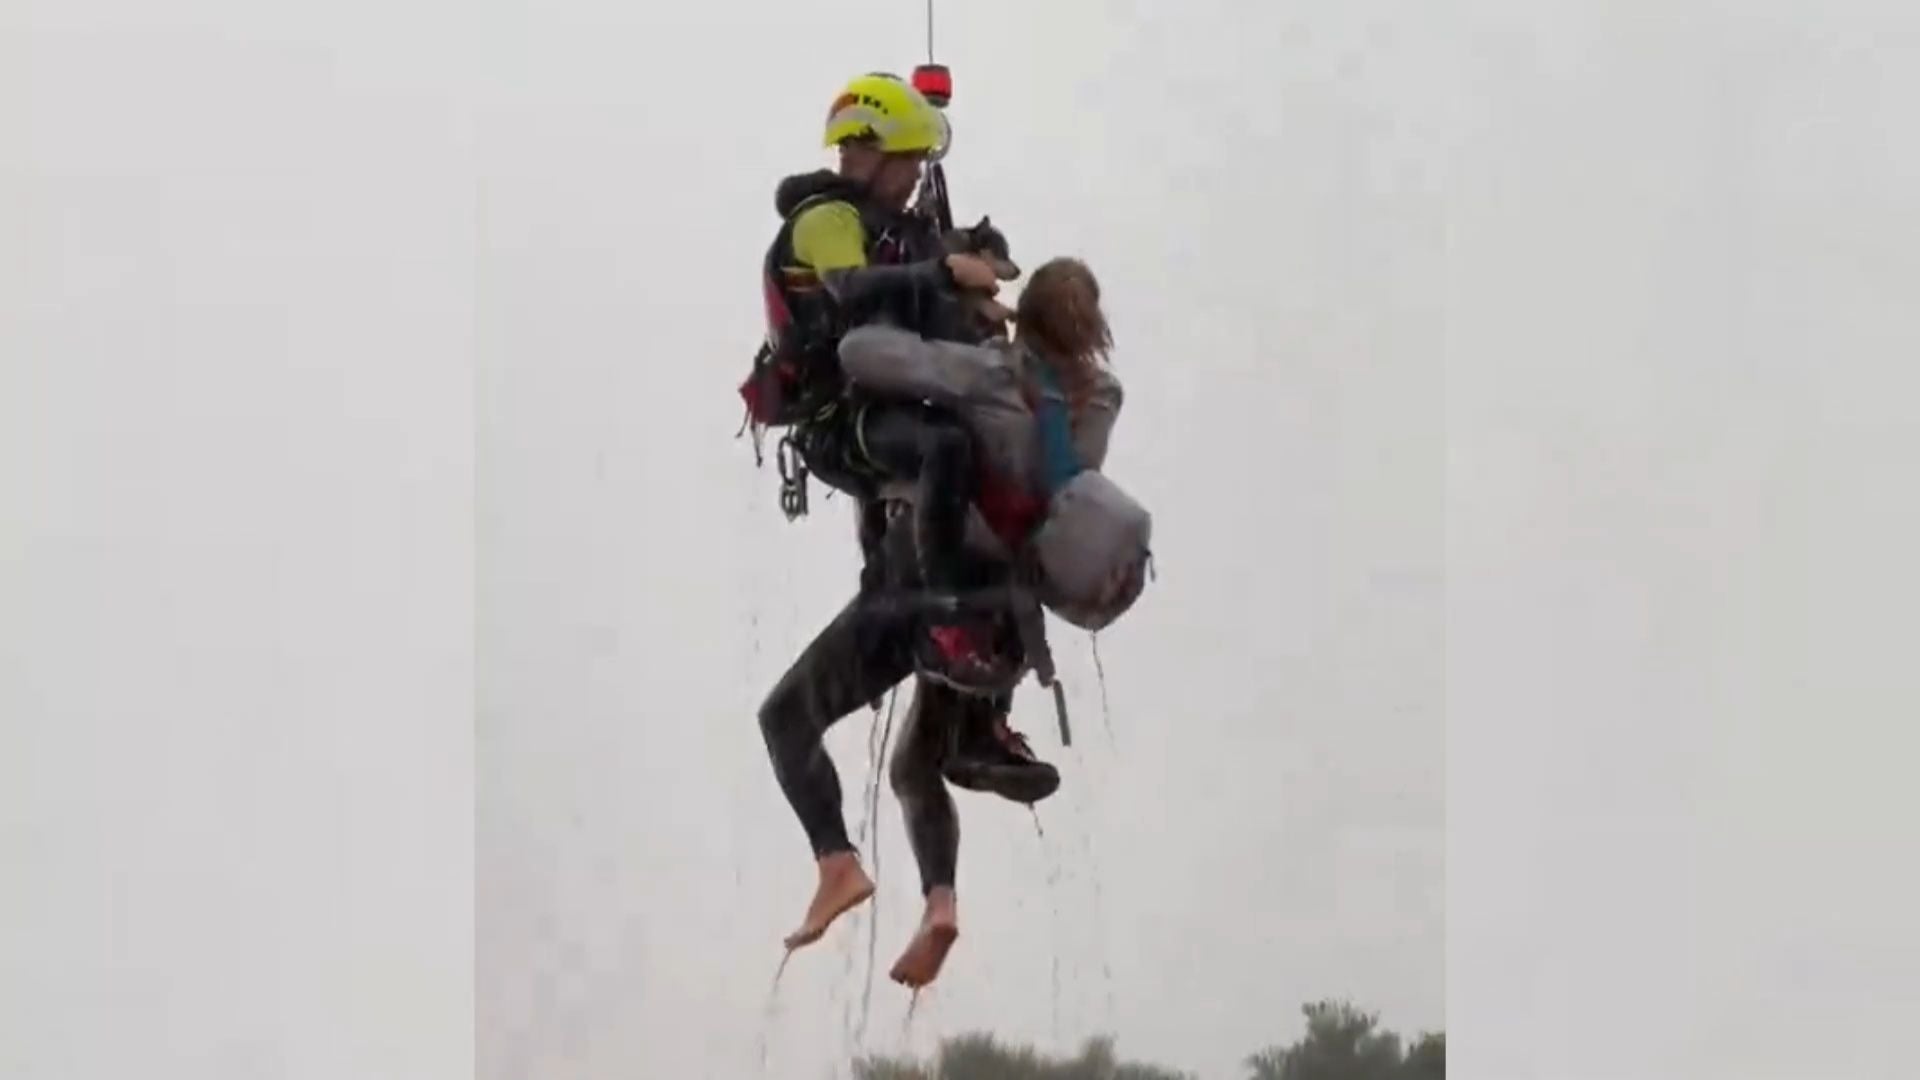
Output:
[1030, 362, 1085, 494]
[838, 323, 1150, 632]
[788, 398, 980, 597]
[757, 493, 983, 859]
[888, 678, 989, 896]
[761, 169, 986, 598]
[758, 497, 1043, 861]
[754, 175, 1059, 859]
[890, 594, 1061, 894]
[777, 170, 992, 350]
[836, 324, 1125, 552]
[891, 676, 1062, 895]
[759, 588, 918, 858]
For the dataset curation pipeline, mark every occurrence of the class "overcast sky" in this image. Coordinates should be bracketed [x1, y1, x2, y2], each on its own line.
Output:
[6, 0, 1918, 1078]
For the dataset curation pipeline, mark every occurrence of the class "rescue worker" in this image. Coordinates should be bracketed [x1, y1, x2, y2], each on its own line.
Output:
[745, 69, 1011, 681]
[754, 73, 1056, 953]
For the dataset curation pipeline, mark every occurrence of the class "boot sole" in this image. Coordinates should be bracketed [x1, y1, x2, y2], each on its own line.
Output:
[946, 761, 1061, 805]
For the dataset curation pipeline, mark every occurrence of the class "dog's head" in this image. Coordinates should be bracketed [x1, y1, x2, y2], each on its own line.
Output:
[944, 215, 1021, 281]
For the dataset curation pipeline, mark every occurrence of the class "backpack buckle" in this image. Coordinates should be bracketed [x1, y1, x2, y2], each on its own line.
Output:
[776, 434, 810, 520]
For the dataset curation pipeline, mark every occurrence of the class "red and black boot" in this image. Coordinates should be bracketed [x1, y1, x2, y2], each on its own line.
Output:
[944, 711, 1061, 805]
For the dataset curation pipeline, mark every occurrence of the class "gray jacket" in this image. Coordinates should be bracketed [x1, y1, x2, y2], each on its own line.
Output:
[839, 323, 1123, 485]
[839, 324, 1150, 630]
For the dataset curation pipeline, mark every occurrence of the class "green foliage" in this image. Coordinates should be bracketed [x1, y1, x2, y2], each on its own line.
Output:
[1399, 1033, 1444, 1080]
[1244, 1001, 1443, 1080]
[850, 1000, 1442, 1080]
[851, 1032, 1196, 1080]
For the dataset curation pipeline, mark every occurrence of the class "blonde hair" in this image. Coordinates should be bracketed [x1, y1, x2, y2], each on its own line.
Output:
[1014, 257, 1113, 403]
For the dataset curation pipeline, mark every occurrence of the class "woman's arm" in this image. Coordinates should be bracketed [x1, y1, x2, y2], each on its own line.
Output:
[837, 323, 1036, 484]
[837, 323, 1019, 406]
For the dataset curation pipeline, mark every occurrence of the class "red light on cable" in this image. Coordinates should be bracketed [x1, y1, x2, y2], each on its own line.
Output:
[912, 63, 952, 108]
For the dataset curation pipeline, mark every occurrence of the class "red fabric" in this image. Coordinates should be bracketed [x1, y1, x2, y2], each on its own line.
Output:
[974, 464, 1043, 549]
[928, 623, 984, 660]
[762, 267, 791, 336]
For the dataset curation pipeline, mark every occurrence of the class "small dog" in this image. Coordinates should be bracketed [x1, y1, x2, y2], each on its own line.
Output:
[944, 214, 1021, 281]
[943, 215, 1020, 336]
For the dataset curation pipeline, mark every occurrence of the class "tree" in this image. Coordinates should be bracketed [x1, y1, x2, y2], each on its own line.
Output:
[847, 998, 1443, 1080]
[1399, 1033, 1444, 1080]
[1243, 1000, 1442, 1080]
[852, 1032, 1196, 1080]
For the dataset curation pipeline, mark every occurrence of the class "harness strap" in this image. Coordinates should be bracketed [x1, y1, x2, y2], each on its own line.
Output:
[1009, 553, 1069, 746]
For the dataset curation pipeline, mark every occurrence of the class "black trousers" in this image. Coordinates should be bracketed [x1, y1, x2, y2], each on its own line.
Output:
[758, 582, 1015, 896]
[757, 591, 917, 859]
[798, 397, 977, 596]
[889, 676, 1011, 896]
[757, 474, 1010, 868]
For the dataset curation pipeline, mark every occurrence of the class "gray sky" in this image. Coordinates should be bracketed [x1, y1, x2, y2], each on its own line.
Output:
[1446, 3, 1920, 1076]
[4, 0, 476, 1076]
[8, 1, 1918, 1079]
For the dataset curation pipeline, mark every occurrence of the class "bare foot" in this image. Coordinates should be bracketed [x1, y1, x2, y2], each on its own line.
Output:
[889, 887, 960, 989]
[783, 852, 874, 951]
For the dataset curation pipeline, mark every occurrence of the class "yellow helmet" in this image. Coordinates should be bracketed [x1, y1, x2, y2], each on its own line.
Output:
[822, 72, 948, 156]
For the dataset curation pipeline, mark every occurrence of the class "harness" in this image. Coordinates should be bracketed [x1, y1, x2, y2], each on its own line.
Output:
[740, 180, 936, 520]
[742, 183, 903, 429]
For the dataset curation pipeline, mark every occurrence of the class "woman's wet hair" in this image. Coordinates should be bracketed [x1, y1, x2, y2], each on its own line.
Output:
[1015, 257, 1113, 381]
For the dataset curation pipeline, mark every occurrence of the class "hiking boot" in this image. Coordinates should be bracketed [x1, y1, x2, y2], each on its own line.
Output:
[944, 714, 1060, 805]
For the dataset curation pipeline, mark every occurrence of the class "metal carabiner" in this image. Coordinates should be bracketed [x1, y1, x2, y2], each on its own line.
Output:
[776, 435, 809, 520]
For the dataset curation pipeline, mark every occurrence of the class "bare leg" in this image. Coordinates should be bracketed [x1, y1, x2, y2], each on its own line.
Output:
[886, 678, 974, 986]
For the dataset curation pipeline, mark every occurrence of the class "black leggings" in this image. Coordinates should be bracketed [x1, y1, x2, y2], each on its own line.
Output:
[889, 676, 1007, 896]
[758, 593, 917, 859]
[759, 595, 1006, 888]
[758, 437, 996, 866]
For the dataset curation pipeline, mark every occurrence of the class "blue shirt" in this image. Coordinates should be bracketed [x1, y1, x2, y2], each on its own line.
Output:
[1032, 362, 1082, 496]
